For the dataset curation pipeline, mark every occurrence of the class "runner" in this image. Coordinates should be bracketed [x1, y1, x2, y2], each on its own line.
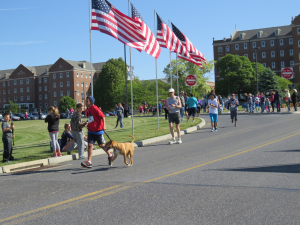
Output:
[167, 88, 182, 144]
[81, 96, 113, 168]
[207, 94, 219, 132]
[227, 94, 239, 127]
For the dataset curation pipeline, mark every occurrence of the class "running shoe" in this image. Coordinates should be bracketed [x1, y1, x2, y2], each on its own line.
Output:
[177, 138, 182, 144]
[211, 129, 214, 132]
[81, 161, 92, 168]
[235, 124, 237, 127]
[51, 154, 57, 157]
[169, 138, 177, 144]
[215, 128, 217, 131]
[231, 119, 233, 123]
[108, 154, 113, 166]
[79, 156, 85, 159]
[57, 153, 62, 157]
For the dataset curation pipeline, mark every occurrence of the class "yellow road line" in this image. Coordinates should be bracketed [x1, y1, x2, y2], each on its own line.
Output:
[2, 131, 300, 224]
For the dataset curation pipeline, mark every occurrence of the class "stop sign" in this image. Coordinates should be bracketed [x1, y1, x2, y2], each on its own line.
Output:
[281, 67, 293, 79]
[185, 75, 197, 86]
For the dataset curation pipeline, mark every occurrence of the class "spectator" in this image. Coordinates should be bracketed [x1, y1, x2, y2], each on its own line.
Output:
[39, 109, 42, 120]
[270, 91, 275, 112]
[45, 106, 61, 157]
[2, 113, 15, 163]
[284, 89, 291, 112]
[66, 108, 70, 117]
[161, 99, 168, 120]
[265, 98, 270, 112]
[70, 107, 74, 116]
[61, 123, 74, 154]
[291, 89, 298, 111]
[115, 103, 124, 128]
[260, 93, 266, 113]
[24, 110, 29, 120]
[244, 93, 248, 112]
[247, 94, 253, 113]
[184, 93, 189, 118]
[254, 95, 260, 112]
[138, 104, 143, 116]
[158, 102, 162, 115]
[179, 91, 185, 121]
[149, 105, 153, 116]
[123, 102, 128, 118]
[274, 90, 281, 113]
[196, 97, 202, 117]
[202, 97, 207, 113]
[218, 95, 223, 113]
[186, 93, 198, 122]
[114, 104, 118, 117]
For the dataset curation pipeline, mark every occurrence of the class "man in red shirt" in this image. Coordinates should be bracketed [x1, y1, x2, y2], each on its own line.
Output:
[81, 96, 113, 168]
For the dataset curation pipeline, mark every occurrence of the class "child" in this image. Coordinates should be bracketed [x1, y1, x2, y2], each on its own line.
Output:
[265, 98, 270, 112]
[139, 104, 143, 116]
[45, 106, 61, 157]
[254, 95, 260, 112]
[2, 113, 15, 163]
[61, 123, 74, 154]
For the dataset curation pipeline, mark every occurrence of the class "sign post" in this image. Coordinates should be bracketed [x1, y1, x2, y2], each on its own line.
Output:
[185, 75, 197, 94]
[281, 67, 293, 89]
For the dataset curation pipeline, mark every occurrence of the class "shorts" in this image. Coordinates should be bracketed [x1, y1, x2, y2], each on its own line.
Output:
[88, 133, 105, 145]
[139, 110, 143, 113]
[230, 110, 238, 121]
[169, 112, 181, 124]
[185, 106, 189, 112]
[197, 106, 201, 113]
[188, 107, 197, 117]
[209, 113, 218, 123]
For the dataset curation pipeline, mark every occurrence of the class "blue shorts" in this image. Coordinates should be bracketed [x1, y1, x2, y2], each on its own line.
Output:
[209, 113, 218, 123]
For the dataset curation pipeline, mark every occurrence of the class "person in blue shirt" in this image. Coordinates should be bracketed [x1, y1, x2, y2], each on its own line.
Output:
[185, 93, 198, 122]
[158, 102, 162, 115]
[61, 123, 74, 154]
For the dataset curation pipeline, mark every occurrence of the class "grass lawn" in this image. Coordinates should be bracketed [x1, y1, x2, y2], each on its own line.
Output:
[0, 116, 201, 166]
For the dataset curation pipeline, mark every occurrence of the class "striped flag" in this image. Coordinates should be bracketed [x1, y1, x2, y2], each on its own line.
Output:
[91, 0, 146, 51]
[171, 23, 207, 65]
[156, 13, 190, 58]
[131, 3, 161, 59]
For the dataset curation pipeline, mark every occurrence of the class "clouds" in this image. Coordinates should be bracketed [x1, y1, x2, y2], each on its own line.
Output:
[0, 7, 35, 11]
[0, 41, 45, 46]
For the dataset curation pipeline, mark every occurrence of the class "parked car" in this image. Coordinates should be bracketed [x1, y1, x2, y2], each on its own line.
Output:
[14, 113, 30, 120]
[28, 113, 39, 120]
[105, 111, 114, 116]
[60, 113, 71, 119]
[41, 113, 47, 119]
[11, 114, 21, 121]
[0, 113, 3, 122]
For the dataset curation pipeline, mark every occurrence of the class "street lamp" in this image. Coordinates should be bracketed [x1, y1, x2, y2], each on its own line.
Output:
[255, 47, 260, 93]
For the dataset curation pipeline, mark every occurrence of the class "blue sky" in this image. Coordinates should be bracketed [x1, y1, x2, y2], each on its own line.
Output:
[1, 0, 299, 82]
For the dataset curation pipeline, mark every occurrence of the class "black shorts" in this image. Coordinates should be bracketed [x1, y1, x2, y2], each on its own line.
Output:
[230, 110, 238, 121]
[87, 133, 105, 145]
[169, 112, 181, 124]
[188, 107, 197, 117]
[185, 106, 189, 112]
[197, 106, 201, 113]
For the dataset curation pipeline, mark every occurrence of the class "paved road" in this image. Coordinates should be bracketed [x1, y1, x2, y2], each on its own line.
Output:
[1, 113, 300, 225]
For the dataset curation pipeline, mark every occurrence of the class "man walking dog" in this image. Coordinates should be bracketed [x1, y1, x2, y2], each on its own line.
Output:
[81, 96, 113, 168]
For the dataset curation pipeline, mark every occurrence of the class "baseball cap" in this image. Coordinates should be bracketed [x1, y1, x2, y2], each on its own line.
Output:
[168, 88, 175, 93]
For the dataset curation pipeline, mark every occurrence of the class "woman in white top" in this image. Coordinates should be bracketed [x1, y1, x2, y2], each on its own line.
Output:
[207, 94, 219, 132]
[284, 89, 291, 111]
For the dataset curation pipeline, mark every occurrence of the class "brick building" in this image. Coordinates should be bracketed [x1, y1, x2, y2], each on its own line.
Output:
[0, 58, 104, 111]
[213, 14, 300, 87]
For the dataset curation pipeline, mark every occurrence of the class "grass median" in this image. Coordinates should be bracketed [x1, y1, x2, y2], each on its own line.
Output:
[0, 116, 201, 166]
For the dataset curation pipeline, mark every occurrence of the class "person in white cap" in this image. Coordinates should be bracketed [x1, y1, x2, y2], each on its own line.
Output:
[167, 88, 182, 144]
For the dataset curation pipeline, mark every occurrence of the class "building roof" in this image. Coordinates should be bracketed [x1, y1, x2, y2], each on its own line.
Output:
[0, 69, 15, 80]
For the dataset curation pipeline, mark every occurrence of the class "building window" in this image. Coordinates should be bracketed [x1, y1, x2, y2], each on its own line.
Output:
[272, 62, 275, 69]
[14, 97, 17, 101]
[271, 51, 275, 57]
[244, 43, 247, 49]
[289, 38, 293, 45]
[77, 91, 79, 96]
[78, 100, 80, 103]
[82, 100, 84, 105]
[89, 74, 91, 78]
[60, 73, 63, 78]
[39, 95, 42, 100]
[39, 78, 41, 83]
[39, 103, 42, 108]
[14, 80, 17, 85]
[27, 96, 30, 100]
[235, 44, 239, 50]
[86, 82, 88, 87]
[54, 92, 57, 97]
[3, 82, 5, 87]
[39, 87, 42, 92]
[44, 86, 47, 91]
[53, 83, 56, 88]
[27, 87, 30, 92]
[54, 101, 57, 106]
[217, 46, 223, 52]
[253, 53, 256, 59]
[66, 72, 69, 77]
[67, 91, 70, 96]
[81, 73, 83, 78]
[263, 63, 266, 68]
[60, 91, 63, 97]
[81, 82, 84, 87]
[77, 72, 79, 77]
[45, 103, 48, 108]
[3, 98, 6, 102]
[85, 73, 88, 78]
[60, 82, 63, 87]
[291, 61, 294, 67]
[26, 79, 29, 84]
[20, 88, 23, 93]
[14, 88, 17, 93]
[262, 52, 266, 58]
[280, 50, 284, 57]
[280, 39, 284, 46]
[299, 53, 300, 60]
[67, 81, 70, 87]
[298, 28, 300, 35]
[298, 40, 300, 47]
[270, 40, 274, 47]
[77, 81, 79, 86]
[261, 41, 265, 47]
[281, 61, 285, 68]
[7, 81, 9, 86]
[290, 49, 294, 56]
[3, 90, 6, 94]
[8, 90, 10, 94]
[45, 94, 47, 100]
[20, 96, 23, 101]
[252, 42, 256, 48]
[20, 80, 23, 84]
[44, 78, 47, 83]
[53, 74, 56, 79]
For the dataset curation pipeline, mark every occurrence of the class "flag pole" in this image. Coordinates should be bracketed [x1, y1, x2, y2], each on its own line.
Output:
[176, 53, 179, 96]
[124, 45, 128, 109]
[128, 0, 134, 136]
[88, 0, 93, 97]
[155, 10, 159, 130]
[168, 20, 172, 89]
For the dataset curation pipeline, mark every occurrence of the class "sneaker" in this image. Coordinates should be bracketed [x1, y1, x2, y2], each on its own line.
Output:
[177, 138, 182, 144]
[211, 129, 214, 132]
[235, 124, 237, 127]
[215, 128, 217, 131]
[169, 138, 176, 144]
[78, 156, 85, 160]
[57, 153, 62, 157]
[108, 154, 113, 166]
[67, 151, 71, 155]
[81, 161, 92, 168]
[231, 119, 233, 123]
[51, 154, 57, 157]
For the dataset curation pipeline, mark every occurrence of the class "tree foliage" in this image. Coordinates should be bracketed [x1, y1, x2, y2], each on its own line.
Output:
[6, 101, 19, 113]
[163, 59, 214, 97]
[59, 96, 76, 113]
[258, 68, 281, 93]
[277, 76, 293, 93]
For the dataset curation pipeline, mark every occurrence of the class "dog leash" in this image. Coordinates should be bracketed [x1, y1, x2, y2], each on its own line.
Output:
[104, 131, 112, 140]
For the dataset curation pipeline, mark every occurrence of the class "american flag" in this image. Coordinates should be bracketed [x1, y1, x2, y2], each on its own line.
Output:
[171, 23, 207, 65]
[156, 13, 190, 58]
[131, 3, 161, 59]
[91, 0, 146, 51]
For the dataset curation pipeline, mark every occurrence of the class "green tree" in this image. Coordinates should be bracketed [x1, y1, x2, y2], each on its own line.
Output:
[6, 101, 19, 113]
[163, 59, 214, 97]
[59, 96, 76, 113]
[277, 76, 293, 93]
[251, 62, 266, 92]
[258, 68, 281, 93]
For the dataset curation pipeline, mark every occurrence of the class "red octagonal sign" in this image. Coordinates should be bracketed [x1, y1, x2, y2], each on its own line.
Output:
[281, 67, 293, 79]
[185, 75, 197, 86]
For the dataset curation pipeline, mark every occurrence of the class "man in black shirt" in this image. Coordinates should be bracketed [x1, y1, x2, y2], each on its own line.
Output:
[274, 90, 281, 112]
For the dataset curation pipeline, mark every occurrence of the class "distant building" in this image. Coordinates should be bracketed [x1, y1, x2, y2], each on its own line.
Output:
[213, 14, 300, 87]
[0, 58, 105, 111]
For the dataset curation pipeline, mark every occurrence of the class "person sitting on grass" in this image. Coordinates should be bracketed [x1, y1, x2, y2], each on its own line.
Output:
[45, 106, 61, 157]
[61, 123, 74, 155]
[2, 113, 16, 163]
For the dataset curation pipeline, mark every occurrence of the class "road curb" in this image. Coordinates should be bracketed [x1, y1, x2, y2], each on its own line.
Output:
[0, 118, 206, 173]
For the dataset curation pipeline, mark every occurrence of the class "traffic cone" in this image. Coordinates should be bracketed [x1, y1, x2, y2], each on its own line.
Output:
[282, 104, 285, 108]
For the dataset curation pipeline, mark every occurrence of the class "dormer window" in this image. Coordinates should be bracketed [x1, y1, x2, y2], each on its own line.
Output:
[257, 31, 263, 38]
[239, 33, 246, 40]
[275, 29, 281, 36]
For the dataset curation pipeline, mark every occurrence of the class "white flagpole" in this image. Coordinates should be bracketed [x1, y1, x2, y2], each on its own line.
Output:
[168, 20, 172, 89]
[128, 0, 134, 136]
[88, 0, 93, 97]
[176, 53, 179, 96]
[155, 10, 159, 130]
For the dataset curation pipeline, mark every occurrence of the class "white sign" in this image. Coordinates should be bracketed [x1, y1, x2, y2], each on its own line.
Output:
[127, 66, 134, 80]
